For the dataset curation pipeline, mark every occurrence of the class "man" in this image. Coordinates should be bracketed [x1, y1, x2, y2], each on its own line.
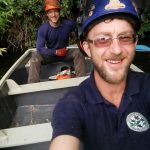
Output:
[49, 0, 150, 150]
[27, 0, 86, 83]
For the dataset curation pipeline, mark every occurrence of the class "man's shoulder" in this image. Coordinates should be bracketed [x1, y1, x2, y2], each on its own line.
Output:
[130, 71, 150, 80]
[129, 71, 150, 87]
[61, 19, 76, 26]
[38, 22, 50, 31]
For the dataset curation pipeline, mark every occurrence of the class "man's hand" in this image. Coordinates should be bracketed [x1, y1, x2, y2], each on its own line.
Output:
[56, 48, 67, 57]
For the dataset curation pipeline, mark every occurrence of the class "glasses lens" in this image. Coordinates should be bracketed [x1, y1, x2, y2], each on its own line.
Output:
[88, 33, 137, 48]
[94, 36, 111, 47]
[119, 33, 136, 45]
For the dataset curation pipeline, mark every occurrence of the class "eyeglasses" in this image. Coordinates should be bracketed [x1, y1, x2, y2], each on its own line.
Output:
[87, 33, 138, 48]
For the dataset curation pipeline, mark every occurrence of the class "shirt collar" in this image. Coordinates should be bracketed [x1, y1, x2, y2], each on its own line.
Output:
[85, 71, 141, 104]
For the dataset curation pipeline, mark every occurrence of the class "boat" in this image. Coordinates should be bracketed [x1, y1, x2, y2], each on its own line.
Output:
[136, 44, 150, 52]
[0, 44, 93, 150]
[0, 44, 147, 149]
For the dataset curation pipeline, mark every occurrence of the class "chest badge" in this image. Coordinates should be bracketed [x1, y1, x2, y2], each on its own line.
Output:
[126, 112, 149, 132]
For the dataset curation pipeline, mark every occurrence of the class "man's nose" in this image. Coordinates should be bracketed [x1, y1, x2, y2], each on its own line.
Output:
[109, 39, 122, 55]
[51, 12, 55, 16]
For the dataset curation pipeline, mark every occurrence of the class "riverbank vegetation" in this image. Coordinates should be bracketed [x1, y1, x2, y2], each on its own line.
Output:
[0, 0, 84, 78]
[0, 0, 150, 52]
[0, 0, 82, 52]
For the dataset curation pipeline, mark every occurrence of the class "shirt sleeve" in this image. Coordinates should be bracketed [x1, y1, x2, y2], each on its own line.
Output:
[36, 25, 56, 56]
[51, 91, 84, 140]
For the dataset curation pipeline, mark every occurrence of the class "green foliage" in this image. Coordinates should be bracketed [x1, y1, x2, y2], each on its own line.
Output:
[0, 0, 14, 35]
[1, 0, 150, 51]
[8, 0, 45, 50]
[138, 7, 150, 37]
[0, 0, 45, 51]
[0, 48, 6, 55]
[60, 0, 80, 18]
[0, 0, 81, 51]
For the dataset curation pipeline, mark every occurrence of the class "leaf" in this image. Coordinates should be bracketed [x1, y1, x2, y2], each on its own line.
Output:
[0, 48, 7, 56]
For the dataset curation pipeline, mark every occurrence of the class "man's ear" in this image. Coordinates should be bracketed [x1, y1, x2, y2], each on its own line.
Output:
[82, 41, 91, 58]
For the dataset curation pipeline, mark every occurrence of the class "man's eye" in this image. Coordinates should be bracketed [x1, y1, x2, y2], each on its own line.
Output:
[97, 36, 110, 41]
[119, 35, 133, 41]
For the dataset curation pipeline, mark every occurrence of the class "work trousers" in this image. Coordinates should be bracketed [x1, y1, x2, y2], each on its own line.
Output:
[27, 48, 87, 83]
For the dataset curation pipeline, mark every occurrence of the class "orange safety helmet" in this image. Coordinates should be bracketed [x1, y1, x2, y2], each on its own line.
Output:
[44, 0, 60, 12]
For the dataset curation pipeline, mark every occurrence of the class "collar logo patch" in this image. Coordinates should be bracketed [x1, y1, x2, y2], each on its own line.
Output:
[105, 0, 125, 10]
[126, 112, 149, 132]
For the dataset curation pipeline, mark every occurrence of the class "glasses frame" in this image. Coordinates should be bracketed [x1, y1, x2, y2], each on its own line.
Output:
[87, 33, 138, 48]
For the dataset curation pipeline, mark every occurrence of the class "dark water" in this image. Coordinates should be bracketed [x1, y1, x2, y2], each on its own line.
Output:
[133, 52, 150, 73]
[0, 51, 24, 79]
[0, 51, 150, 80]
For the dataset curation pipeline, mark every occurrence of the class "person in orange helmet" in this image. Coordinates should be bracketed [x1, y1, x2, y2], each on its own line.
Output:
[27, 0, 86, 83]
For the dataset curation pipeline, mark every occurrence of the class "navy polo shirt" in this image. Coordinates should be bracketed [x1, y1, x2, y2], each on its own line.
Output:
[51, 71, 150, 150]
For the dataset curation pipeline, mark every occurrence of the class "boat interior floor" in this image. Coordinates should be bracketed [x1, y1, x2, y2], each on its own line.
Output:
[10, 105, 54, 127]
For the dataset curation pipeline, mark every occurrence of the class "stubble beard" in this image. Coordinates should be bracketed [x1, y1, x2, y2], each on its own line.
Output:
[93, 53, 135, 84]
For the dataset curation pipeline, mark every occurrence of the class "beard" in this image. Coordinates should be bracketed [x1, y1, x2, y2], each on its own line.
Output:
[92, 53, 135, 84]
[95, 63, 129, 84]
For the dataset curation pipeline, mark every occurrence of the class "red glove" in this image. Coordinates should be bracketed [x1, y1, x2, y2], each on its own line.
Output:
[56, 48, 67, 57]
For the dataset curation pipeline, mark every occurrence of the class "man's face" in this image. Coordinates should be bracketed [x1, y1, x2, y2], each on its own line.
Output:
[47, 9, 60, 24]
[83, 19, 137, 84]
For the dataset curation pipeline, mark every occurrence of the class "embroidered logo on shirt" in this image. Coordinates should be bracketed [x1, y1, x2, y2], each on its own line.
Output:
[126, 112, 149, 132]
[105, 0, 125, 10]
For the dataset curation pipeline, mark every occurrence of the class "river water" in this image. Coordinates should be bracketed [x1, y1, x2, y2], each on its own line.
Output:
[0, 51, 24, 79]
[134, 52, 150, 72]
